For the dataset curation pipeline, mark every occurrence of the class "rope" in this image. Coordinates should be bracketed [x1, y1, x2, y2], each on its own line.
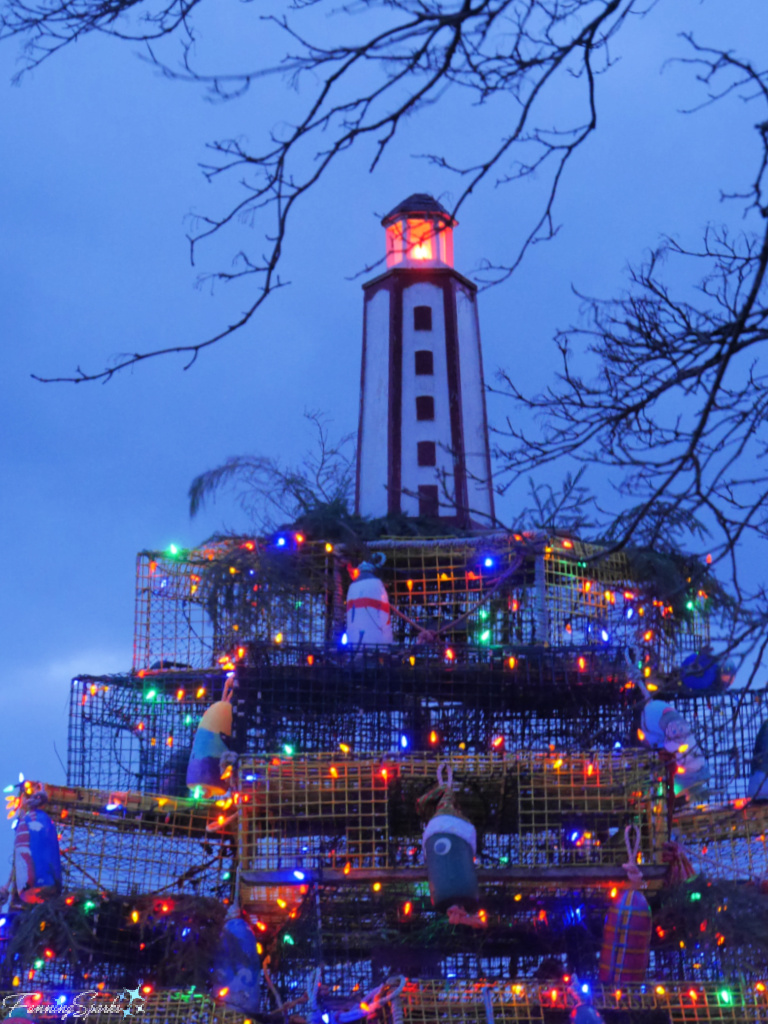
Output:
[306, 968, 321, 1013]
[621, 825, 645, 889]
[482, 988, 495, 1024]
[662, 840, 696, 885]
[222, 671, 235, 703]
[336, 976, 407, 1023]
[389, 994, 404, 1024]
[416, 761, 464, 820]
[262, 956, 286, 1016]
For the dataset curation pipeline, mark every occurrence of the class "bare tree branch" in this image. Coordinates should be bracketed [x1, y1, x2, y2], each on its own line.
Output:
[492, 42, 768, 661]
[4, 0, 643, 381]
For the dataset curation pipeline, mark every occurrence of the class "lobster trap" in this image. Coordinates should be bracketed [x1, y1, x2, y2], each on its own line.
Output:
[265, 881, 768, 995]
[232, 643, 640, 756]
[67, 672, 229, 794]
[0, 989, 259, 1023]
[395, 979, 768, 1024]
[132, 534, 710, 676]
[39, 782, 235, 900]
[672, 802, 768, 881]
[66, 663, 767, 808]
[0, 892, 227, 992]
[236, 750, 664, 880]
[271, 880, 635, 988]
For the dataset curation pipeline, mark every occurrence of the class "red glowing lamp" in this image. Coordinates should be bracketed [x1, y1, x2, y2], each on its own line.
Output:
[382, 194, 456, 268]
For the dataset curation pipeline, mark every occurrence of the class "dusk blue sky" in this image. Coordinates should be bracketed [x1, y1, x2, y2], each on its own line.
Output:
[1, 0, 766, 867]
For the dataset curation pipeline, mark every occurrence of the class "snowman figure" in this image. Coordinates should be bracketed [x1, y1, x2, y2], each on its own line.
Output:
[346, 556, 393, 646]
[638, 684, 709, 799]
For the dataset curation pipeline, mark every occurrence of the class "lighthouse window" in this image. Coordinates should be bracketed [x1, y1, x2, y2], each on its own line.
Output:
[414, 305, 433, 331]
[416, 395, 435, 421]
[418, 485, 439, 518]
[417, 441, 436, 467]
[414, 350, 433, 375]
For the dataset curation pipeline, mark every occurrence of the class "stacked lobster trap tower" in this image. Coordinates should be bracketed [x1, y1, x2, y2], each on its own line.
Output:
[4, 198, 768, 1023]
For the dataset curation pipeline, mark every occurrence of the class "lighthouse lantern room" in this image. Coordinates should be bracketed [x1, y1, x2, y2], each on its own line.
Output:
[355, 193, 495, 528]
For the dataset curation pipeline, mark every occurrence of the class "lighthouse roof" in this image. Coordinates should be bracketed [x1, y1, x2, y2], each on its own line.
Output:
[381, 193, 457, 226]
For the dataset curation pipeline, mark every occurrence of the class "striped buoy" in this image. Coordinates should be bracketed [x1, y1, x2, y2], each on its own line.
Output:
[599, 827, 651, 984]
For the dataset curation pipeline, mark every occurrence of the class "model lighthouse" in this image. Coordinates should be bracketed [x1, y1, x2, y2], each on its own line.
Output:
[355, 194, 495, 527]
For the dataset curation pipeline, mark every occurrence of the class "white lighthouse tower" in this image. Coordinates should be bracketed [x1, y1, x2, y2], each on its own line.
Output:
[355, 194, 495, 528]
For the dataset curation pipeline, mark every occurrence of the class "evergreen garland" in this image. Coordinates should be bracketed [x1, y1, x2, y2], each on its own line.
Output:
[3, 892, 226, 989]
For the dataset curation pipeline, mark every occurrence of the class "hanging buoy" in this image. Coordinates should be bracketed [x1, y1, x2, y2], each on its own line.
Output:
[680, 648, 721, 694]
[346, 556, 393, 647]
[599, 827, 651, 984]
[13, 807, 62, 904]
[187, 674, 234, 797]
[419, 764, 479, 913]
[570, 1006, 605, 1024]
[212, 911, 261, 1014]
[638, 687, 708, 799]
[748, 719, 768, 801]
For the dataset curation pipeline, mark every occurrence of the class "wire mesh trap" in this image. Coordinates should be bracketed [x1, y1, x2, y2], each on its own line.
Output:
[396, 979, 768, 1024]
[0, 988, 257, 1023]
[37, 782, 235, 900]
[672, 802, 768, 881]
[67, 670, 766, 809]
[236, 750, 664, 880]
[132, 535, 709, 675]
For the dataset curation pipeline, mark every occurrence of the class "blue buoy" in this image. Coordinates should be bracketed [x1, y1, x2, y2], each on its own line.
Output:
[680, 649, 720, 693]
[212, 914, 261, 1014]
[748, 719, 768, 801]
